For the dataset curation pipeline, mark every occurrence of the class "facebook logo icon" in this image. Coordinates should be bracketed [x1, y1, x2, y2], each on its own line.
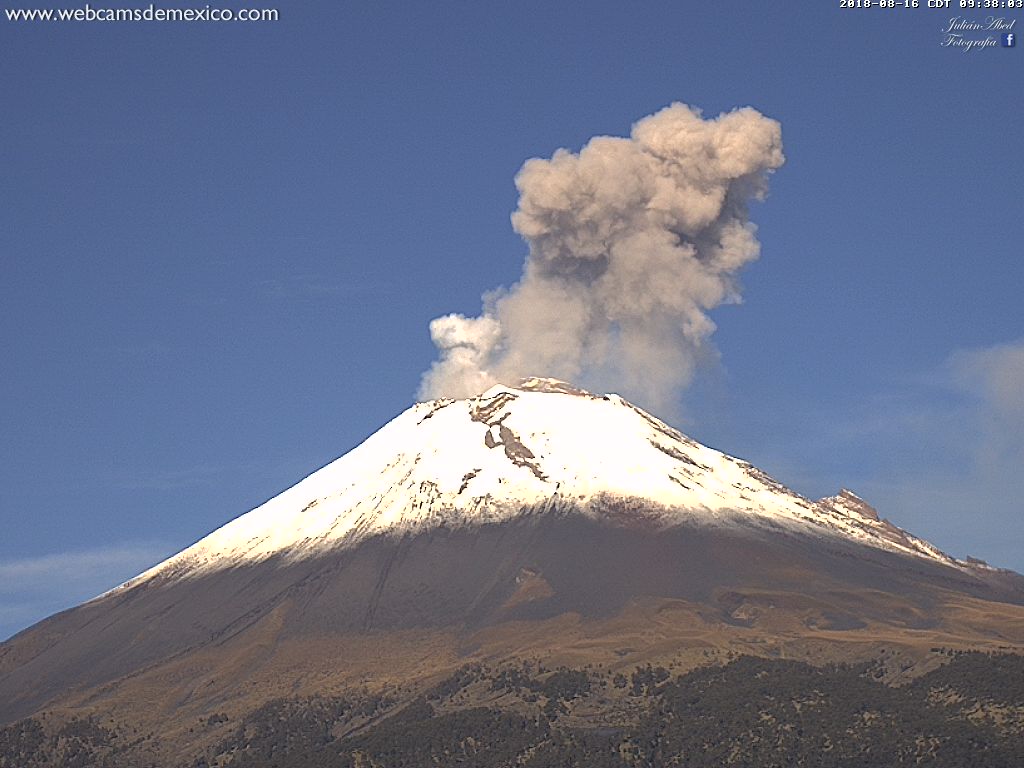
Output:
[1002, 32, 1016, 48]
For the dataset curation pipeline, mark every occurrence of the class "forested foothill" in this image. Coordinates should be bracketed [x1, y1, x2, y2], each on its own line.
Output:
[2, 651, 1022, 767]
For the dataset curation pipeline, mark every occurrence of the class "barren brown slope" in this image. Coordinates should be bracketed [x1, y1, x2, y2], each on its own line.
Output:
[2, 504, 1023, 741]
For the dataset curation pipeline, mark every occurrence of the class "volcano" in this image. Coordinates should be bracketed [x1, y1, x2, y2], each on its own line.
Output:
[2, 379, 1023, 763]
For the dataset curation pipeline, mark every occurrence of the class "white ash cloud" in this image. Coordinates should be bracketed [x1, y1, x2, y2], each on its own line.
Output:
[948, 339, 1024, 470]
[950, 340, 1024, 419]
[419, 103, 784, 414]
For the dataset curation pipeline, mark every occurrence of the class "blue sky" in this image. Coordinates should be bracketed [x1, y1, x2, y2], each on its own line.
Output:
[2, 1, 1022, 640]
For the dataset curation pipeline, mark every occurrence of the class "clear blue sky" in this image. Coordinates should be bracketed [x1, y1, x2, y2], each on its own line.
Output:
[2, 1, 1022, 640]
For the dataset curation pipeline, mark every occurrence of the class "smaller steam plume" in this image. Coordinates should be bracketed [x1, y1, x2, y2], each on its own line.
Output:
[419, 103, 784, 414]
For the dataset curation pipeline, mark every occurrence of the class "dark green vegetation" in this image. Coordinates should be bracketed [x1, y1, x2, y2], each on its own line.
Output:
[0, 716, 120, 768]
[3, 653, 1023, 768]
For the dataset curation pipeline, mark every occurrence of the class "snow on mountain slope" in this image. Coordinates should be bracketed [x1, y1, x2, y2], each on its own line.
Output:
[116, 378, 961, 590]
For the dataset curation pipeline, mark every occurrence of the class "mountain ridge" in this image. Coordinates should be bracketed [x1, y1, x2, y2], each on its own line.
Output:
[111, 377, 985, 596]
[2, 377, 1023, 763]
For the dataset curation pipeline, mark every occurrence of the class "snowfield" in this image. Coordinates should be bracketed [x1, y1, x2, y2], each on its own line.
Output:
[111, 378, 964, 592]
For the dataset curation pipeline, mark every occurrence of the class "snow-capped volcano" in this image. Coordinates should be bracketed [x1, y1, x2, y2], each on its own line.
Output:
[126, 377, 958, 589]
[5, 378, 1024, 733]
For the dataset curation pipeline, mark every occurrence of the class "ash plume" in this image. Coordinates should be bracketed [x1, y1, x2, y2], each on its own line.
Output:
[419, 103, 784, 414]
